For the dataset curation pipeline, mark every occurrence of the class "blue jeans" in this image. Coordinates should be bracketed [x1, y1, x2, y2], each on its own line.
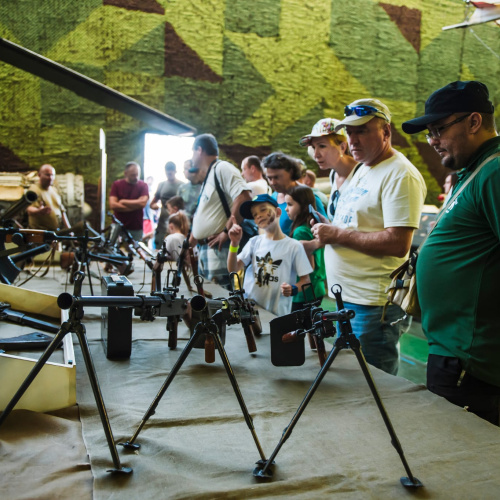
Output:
[343, 302, 410, 376]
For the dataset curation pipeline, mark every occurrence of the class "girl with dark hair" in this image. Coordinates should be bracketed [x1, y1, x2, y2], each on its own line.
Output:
[285, 185, 326, 311]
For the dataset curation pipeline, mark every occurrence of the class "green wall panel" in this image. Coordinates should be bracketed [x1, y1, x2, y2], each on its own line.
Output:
[0, 0, 499, 208]
[0, 0, 101, 53]
[107, 24, 166, 76]
[225, 0, 281, 37]
[330, 1, 419, 101]
[40, 65, 105, 127]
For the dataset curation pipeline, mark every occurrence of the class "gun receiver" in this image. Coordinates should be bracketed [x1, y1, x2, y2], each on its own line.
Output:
[190, 271, 260, 358]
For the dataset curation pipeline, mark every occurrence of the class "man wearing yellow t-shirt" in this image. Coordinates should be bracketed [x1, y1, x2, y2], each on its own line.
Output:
[27, 164, 70, 231]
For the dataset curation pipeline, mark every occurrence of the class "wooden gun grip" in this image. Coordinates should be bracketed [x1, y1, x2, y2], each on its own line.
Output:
[282, 330, 302, 343]
[242, 323, 257, 353]
[307, 332, 317, 350]
[167, 316, 178, 350]
[204, 334, 215, 363]
[188, 246, 199, 275]
[315, 337, 327, 367]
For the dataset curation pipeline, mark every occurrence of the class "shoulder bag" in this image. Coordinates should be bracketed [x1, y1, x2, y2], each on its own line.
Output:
[213, 164, 258, 252]
[385, 151, 500, 320]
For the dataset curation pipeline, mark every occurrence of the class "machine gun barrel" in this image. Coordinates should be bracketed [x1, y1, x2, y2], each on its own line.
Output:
[57, 292, 163, 310]
[11, 243, 51, 263]
[321, 309, 355, 321]
[56, 221, 101, 238]
[1, 190, 37, 224]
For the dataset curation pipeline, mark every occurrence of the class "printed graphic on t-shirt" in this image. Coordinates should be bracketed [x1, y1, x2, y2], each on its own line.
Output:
[255, 251, 282, 287]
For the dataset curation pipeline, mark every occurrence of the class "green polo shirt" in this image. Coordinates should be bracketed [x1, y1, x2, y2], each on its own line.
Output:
[417, 136, 500, 386]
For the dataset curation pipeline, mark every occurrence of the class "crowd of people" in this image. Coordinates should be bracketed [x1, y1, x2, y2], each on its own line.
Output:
[38, 79, 496, 426]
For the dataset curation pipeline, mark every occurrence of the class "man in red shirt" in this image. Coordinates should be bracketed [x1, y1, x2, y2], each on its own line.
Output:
[109, 162, 149, 241]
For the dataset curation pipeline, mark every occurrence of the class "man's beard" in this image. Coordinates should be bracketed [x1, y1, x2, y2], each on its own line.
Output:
[441, 153, 466, 172]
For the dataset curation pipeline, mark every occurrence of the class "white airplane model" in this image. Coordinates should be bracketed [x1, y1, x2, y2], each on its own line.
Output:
[443, 0, 500, 30]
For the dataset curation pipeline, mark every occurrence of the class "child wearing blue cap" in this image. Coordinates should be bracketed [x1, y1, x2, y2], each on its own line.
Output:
[227, 194, 312, 317]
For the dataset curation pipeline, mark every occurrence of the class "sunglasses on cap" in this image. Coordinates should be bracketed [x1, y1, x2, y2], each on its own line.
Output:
[344, 105, 389, 122]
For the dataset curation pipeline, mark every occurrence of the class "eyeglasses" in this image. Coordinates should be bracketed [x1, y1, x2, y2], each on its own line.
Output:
[329, 189, 340, 217]
[344, 105, 390, 122]
[425, 114, 470, 142]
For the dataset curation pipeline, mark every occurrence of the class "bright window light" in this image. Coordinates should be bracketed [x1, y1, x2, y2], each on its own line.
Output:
[143, 133, 195, 191]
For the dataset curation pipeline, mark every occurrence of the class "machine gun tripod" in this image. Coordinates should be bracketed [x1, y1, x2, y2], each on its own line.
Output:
[119, 273, 268, 469]
[254, 284, 423, 490]
[0, 271, 188, 473]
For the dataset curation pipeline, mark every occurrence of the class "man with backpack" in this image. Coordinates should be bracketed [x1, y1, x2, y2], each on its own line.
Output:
[189, 133, 251, 289]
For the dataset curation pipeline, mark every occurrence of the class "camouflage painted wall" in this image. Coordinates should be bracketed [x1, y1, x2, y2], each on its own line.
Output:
[0, 0, 499, 205]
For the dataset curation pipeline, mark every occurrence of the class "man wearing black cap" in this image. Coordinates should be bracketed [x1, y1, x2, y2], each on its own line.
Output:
[402, 80, 500, 425]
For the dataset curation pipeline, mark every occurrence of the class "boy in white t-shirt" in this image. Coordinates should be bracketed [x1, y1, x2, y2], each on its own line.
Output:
[227, 194, 313, 317]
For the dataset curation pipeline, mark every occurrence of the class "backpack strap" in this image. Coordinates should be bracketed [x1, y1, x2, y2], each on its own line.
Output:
[415, 151, 500, 256]
[213, 163, 231, 219]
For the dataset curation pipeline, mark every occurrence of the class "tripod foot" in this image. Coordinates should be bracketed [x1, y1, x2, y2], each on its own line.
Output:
[119, 441, 141, 451]
[106, 466, 133, 474]
[252, 459, 274, 479]
[400, 476, 423, 488]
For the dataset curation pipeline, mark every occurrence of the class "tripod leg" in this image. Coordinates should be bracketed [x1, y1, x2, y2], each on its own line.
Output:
[254, 342, 344, 479]
[73, 322, 132, 474]
[120, 325, 204, 450]
[349, 337, 422, 488]
[0, 323, 71, 427]
[211, 331, 266, 462]
[86, 260, 94, 295]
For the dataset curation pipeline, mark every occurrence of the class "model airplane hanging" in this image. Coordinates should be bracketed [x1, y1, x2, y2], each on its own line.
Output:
[443, 0, 500, 30]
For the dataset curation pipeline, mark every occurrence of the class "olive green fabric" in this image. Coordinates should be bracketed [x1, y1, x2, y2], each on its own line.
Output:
[3, 264, 500, 498]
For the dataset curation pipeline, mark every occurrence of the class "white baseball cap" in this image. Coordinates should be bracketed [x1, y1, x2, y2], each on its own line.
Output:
[334, 98, 391, 132]
[299, 118, 346, 147]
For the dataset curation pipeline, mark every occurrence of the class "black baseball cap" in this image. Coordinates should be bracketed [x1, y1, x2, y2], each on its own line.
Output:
[240, 194, 279, 220]
[402, 81, 494, 134]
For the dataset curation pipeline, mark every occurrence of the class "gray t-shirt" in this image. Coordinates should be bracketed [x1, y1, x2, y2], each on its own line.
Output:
[239, 234, 312, 316]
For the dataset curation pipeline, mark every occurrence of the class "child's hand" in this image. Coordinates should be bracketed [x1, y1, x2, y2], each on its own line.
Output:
[228, 224, 243, 246]
[281, 282, 292, 297]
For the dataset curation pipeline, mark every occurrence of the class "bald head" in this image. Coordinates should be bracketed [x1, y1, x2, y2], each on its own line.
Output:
[38, 164, 56, 189]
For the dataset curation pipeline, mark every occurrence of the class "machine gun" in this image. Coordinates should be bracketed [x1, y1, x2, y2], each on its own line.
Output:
[0, 301, 60, 334]
[171, 229, 212, 298]
[0, 191, 53, 283]
[0, 190, 38, 228]
[0, 226, 101, 285]
[254, 285, 423, 489]
[58, 269, 188, 357]
[107, 212, 154, 271]
[118, 277, 268, 469]
[189, 272, 261, 362]
[270, 298, 340, 367]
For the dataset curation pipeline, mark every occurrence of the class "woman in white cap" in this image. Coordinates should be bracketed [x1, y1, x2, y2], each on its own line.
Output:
[299, 118, 359, 222]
